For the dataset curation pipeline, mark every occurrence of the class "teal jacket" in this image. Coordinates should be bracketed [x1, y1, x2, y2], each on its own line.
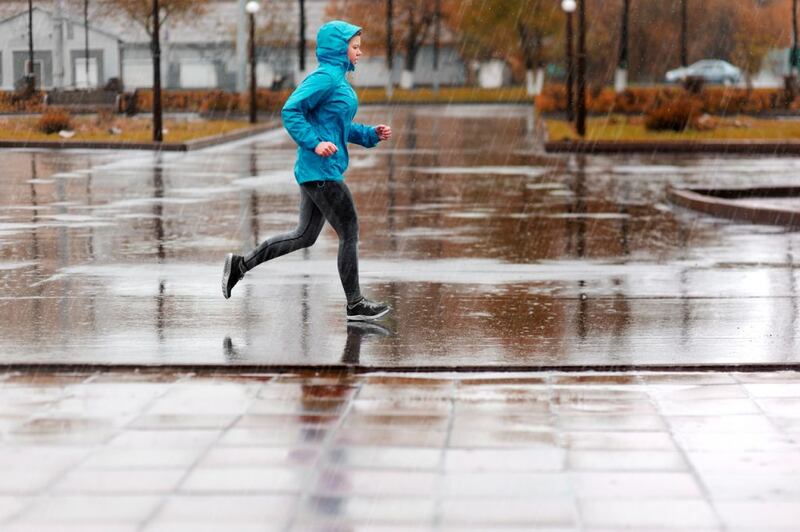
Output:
[281, 20, 380, 184]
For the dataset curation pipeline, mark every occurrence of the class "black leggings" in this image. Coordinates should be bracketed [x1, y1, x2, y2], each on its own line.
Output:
[243, 180, 362, 305]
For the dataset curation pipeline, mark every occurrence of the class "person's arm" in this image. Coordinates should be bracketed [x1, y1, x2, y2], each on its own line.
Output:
[347, 122, 380, 148]
[281, 71, 337, 151]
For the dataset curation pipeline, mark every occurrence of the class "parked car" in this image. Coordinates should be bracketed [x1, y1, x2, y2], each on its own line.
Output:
[665, 60, 742, 85]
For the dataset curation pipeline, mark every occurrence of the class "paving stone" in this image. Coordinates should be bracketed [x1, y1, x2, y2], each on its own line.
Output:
[580, 500, 719, 528]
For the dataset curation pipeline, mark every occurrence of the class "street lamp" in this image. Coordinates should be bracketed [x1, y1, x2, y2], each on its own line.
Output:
[152, 0, 163, 142]
[561, 0, 575, 123]
[246, 0, 260, 124]
[576, 0, 586, 137]
[26, 0, 35, 93]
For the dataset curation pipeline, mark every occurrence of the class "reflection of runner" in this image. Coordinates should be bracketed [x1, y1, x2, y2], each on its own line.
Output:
[222, 20, 392, 321]
[342, 322, 392, 365]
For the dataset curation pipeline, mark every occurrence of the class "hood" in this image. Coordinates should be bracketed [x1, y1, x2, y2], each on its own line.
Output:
[316, 20, 361, 72]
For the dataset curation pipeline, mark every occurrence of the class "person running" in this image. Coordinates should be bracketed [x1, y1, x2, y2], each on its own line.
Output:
[222, 20, 392, 322]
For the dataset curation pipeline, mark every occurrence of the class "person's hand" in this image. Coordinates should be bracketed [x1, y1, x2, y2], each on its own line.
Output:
[375, 124, 392, 141]
[315, 141, 338, 157]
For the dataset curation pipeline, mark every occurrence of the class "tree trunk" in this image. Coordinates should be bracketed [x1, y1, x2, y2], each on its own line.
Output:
[614, 68, 627, 92]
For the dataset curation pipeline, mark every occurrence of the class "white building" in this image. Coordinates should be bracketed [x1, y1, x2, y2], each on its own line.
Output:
[0, 6, 121, 90]
[0, 0, 467, 92]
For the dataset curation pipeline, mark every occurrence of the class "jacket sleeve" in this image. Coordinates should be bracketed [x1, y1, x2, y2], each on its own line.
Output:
[347, 122, 380, 148]
[281, 71, 337, 151]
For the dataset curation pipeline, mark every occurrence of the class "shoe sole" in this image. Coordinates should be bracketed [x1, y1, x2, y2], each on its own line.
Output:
[222, 253, 233, 299]
[347, 307, 391, 322]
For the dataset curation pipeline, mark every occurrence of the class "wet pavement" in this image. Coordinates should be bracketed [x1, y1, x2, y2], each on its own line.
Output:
[0, 369, 798, 530]
[3, 104, 800, 366]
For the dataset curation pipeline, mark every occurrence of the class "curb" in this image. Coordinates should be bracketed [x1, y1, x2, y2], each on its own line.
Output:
[545, 140, 800, 155]
[668, 185, 800, 227]
[0, 363, 798, 375]
[0, 120, 280, 152]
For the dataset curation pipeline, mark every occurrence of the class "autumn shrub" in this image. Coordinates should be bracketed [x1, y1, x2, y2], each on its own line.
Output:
[645, 96, 703, 131]
[536, 84, 800, 116]
[0, 90, 46, 113]
[36, 108, 73, 134]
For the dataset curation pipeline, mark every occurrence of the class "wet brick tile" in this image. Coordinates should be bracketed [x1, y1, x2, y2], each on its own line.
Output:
[444, 448, 566, 472]
[442, 472, 570, 497]
[715, 501, 800, 528]
[755, 397, 800, 417]
[15, 495, 162, 523]
[153, 494, 295, 522]
[144, 523, 272, 532]
[335, 427, 448, 448]
[0, 496, 29, 521]
[179, 467, 307, 494]
[449, 428, 558, 449]
[439, 498, 577, 527]
[80, 447, 204, 470]
[128, 414, 238, 430]
[567, 450, 687, 471]
[564, 430, 676, 451]
[655, 398, 760, 416]
[323, 446, 442, 471]
[199, 446, 320, 469]
[293, 496, 437, 525]
[0, 470, 66, 495]
[665, 414, 779, 433]
[698, 473, 800, 500]
[312, 470, 439, 497]
[52, 469, 186, 494]
[571, 472, 704, 499]
[741, 383, 800, 398]
[647, 383, 748, 400]
[219, 427, 329, 447]
[108, 429, 221, 448]
[687, 451, 800, 475]
[580, 500, 719, 528]
[4, 524, 139, 532]
[557, 413, 666, 431]
[672, 431, 798, 452]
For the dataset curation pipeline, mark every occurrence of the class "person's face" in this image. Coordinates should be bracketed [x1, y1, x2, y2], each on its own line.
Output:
[348, 35, 362, 65]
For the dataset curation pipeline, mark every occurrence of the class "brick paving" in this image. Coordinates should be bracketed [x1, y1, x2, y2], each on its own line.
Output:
[0, 370, 798, 530]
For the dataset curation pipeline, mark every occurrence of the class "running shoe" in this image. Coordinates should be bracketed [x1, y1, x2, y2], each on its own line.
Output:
[222, 253, 245, 299]
[346, 297, 391, 321]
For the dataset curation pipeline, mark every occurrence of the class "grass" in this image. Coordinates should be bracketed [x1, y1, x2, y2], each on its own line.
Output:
[546, 114, 800, 142]
[356, 86, 533, 103]
[0, 115, 255, 143]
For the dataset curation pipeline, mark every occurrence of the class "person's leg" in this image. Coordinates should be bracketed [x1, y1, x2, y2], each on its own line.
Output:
[223, 186, 324, 299]
[301, 180, 362, 305]
[242, 185, 325, 271]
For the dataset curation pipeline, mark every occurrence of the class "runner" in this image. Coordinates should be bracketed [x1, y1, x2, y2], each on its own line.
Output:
[222, 20, 392, 321]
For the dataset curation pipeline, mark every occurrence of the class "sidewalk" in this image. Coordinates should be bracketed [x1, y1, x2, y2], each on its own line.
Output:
[0, 369, 798, 531]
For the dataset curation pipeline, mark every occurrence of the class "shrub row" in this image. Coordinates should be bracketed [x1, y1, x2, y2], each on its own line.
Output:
[0, 91, 46, 113]
[123, 89, 291, 115]
[535, 84, 800, 115]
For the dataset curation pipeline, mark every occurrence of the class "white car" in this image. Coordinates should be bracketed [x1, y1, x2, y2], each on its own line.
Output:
[665, 60, 742, 85]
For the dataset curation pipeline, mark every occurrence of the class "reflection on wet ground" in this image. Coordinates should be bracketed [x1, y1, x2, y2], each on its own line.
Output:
[2, 104, 800, 366]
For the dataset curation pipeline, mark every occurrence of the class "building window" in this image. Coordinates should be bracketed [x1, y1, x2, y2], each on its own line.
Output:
[24, 60, 44, 88]
[179, 63, 217, 88]
[75, 57, 98, 88]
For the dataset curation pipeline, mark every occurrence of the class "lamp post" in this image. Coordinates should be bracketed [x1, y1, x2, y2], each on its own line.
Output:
[680, 0, 688, 67]
[298, 0, 306, 77]
[561, 0, 576, 123]
[246, 0, 260, 124]
[84, 0, 90, 87]
[576, 0, 586, 137]
[792, 0, 799, 77]
[27, 0, 35, 92]
[152, 0, 162, 142]
[386, 0, 394, 98]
